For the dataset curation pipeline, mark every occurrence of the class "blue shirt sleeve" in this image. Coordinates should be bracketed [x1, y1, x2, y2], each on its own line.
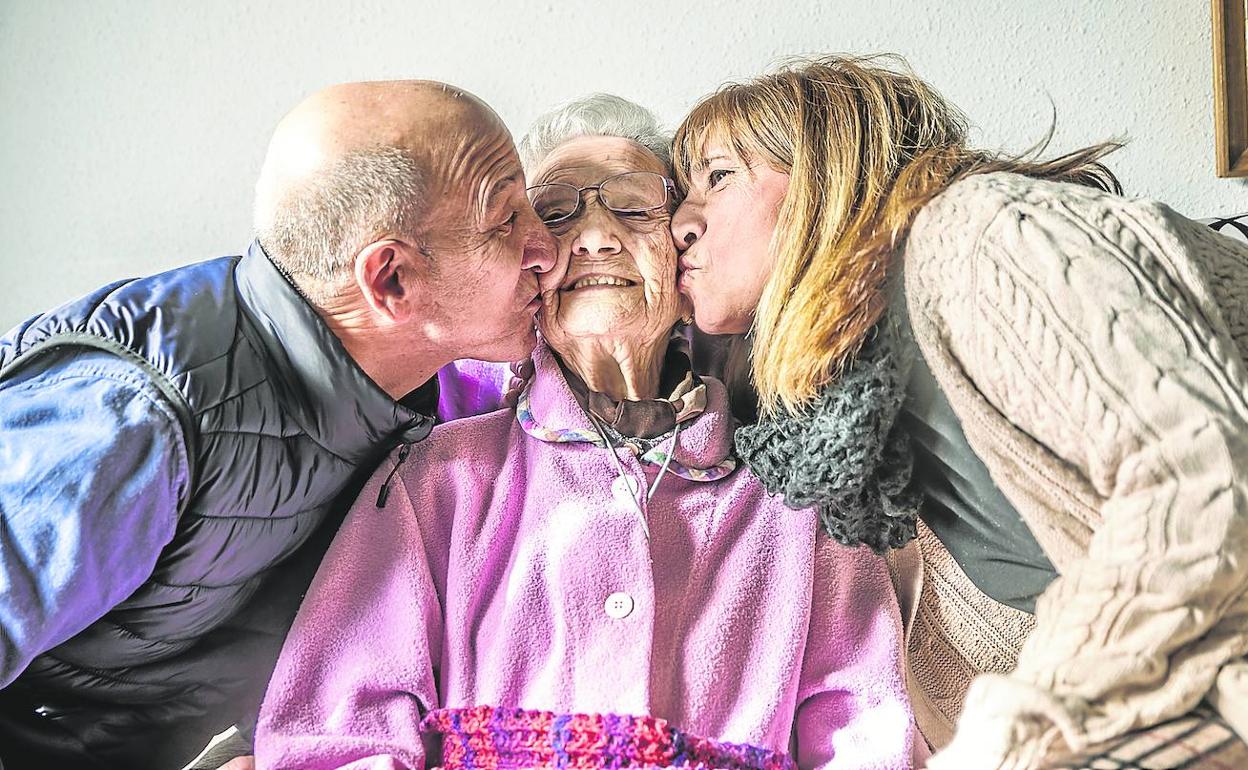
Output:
[0, 348, 188, 687]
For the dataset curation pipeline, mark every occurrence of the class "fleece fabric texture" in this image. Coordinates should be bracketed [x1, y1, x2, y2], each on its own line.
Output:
[255, 341, 915, 770]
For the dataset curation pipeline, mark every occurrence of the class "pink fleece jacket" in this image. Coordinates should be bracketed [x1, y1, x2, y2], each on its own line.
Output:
[255, 342, 915, 770]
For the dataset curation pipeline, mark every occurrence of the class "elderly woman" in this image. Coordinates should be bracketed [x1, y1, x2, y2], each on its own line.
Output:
[669, 55, 1248, 769]
[252, 95, 917, 770]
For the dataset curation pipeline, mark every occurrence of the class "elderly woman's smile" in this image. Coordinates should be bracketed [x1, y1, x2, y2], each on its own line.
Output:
[562, 274, 638, 292]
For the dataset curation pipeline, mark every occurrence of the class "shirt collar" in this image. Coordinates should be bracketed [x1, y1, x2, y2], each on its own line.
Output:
[233, 240, 434, 458]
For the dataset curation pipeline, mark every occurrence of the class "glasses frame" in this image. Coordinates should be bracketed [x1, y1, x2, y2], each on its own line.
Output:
[526, 171, 677, 226]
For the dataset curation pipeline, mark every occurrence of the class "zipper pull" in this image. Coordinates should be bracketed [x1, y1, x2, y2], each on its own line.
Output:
[376, 443, 412, 508]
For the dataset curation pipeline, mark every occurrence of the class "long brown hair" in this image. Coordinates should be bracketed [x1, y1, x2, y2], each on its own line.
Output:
[672, 54, 1121, 416]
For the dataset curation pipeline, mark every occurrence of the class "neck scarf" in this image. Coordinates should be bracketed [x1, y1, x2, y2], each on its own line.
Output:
[734, 317, 920, 552]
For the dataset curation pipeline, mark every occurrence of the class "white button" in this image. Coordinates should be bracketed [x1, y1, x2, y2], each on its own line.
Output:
[611, 474, 641, 501]
[604, 591, 634, 619]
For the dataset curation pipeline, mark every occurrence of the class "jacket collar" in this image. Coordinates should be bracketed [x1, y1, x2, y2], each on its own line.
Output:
[233, 240, 434, 459]
[517, 339, 737, 481]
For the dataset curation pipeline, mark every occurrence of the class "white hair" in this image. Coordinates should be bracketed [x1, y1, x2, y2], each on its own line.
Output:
[253, 146, 426, 295]
[519, 93, 671, 172]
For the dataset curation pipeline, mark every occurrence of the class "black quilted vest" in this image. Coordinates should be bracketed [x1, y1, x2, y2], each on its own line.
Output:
[0, 241, 434, 769]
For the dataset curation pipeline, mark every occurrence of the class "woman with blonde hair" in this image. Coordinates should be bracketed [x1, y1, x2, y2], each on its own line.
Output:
[670, 54, 1248, 769]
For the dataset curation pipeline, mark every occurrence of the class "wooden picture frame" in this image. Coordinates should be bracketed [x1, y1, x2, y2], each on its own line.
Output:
[1214, 0, 1248, 176]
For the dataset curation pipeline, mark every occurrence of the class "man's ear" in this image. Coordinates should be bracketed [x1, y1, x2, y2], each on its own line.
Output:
[353, 239, 425, 322]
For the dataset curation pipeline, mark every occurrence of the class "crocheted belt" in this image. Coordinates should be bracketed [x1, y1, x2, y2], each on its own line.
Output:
[419, 706, 795, 770]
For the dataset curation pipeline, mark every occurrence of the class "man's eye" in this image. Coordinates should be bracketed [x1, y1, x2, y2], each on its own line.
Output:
[497, 211, 519, 232]
[707, 169, 732, 189]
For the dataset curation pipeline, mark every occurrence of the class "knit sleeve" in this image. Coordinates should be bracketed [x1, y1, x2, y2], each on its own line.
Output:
[792, 534, 916, 770]
[914, 178, 1248, 768]
[254, 449, 444, 770]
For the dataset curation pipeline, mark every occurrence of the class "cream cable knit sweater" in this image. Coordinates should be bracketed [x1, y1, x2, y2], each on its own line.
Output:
[899, 172, 1248, 769]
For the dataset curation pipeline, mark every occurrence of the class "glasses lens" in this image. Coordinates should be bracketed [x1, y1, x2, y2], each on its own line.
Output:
[528, 184, 580, 224]
[600, 172, 668, 212]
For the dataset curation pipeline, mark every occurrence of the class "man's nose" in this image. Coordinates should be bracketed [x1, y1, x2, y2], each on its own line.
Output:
[671, 199, 704, 252]
[520, 208, 558, 274]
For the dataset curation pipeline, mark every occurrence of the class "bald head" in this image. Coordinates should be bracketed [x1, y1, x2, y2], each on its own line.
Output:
[254, 80, 510, 297]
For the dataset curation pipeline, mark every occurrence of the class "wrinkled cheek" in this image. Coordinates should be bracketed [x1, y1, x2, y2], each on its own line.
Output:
[640, 235, 681, 287]
[535, 302, 558, 337]
[647, 233, 680, 271]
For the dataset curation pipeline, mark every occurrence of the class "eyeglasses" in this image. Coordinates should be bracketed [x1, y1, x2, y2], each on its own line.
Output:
[526, 171, 676, 226]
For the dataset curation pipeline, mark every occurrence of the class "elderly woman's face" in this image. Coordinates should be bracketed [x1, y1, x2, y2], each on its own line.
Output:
[532, 136, 686, 349]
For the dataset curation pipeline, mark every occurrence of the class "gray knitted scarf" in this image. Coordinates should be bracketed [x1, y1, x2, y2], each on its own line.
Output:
[735, 319, 921, 553]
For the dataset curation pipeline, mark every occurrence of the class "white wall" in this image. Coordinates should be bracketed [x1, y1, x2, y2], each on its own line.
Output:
[1, 0, 1241, 330]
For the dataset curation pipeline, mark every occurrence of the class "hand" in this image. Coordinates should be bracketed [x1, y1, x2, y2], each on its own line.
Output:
[925, 714, 1048, 770]
[925, 675, 1080, 770]
[216, 756, 255, 770]
[503, 357, 534, 408]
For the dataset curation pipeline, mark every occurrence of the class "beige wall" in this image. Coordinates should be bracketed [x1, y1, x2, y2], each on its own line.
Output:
[1, 0, 1241, 328]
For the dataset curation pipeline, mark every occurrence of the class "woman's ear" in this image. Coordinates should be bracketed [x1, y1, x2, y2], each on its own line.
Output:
[353, 239, 424, 323]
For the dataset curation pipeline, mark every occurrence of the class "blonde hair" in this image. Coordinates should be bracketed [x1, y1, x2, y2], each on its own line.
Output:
[673, 53, 1121, 416]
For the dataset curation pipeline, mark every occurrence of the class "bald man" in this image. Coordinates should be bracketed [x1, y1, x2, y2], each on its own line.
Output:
[0, 81, 554, 769]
